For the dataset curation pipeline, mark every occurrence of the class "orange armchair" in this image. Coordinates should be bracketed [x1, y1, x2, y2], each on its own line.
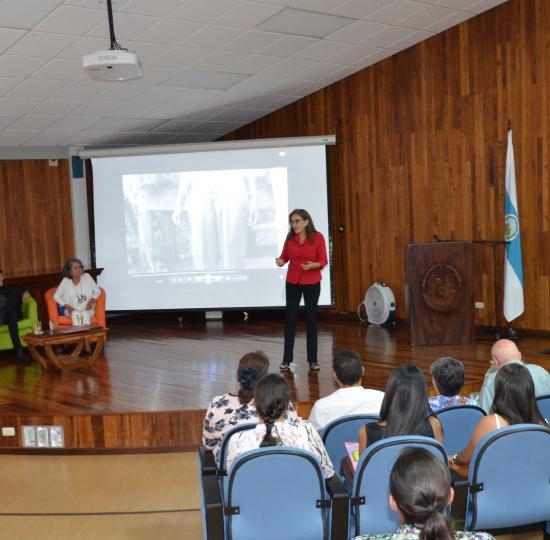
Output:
[45, 286, 107, 329]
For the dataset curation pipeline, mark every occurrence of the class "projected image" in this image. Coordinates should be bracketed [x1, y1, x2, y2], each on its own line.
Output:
[123, 168, 288, 275]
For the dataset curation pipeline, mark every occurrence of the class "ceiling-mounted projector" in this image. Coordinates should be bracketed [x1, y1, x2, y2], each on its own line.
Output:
[83, 50, 142, 81]
[83, 0, 142, 82]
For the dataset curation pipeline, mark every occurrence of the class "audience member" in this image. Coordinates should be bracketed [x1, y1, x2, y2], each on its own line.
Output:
[429, 356, 477, 412]
[478, 339, 550, 412]
[308, 349, 384, 431]
[354, 447, 494, 540]
[202, 351, 296, 462]
[449, 363, 547, 469]
[359, 365, 443, 453]
[226, 373, 334, 478]
[0, 270, 31, 364]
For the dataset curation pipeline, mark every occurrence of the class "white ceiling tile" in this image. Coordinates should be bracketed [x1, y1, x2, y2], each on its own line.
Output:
[258, 36, 317, 57]
[325, 20, 386, 43]
[260, 58, 319, 79]
[424, 11, 474, 33]
[69, 130, 117, 144]
[324, 44, 380, 64]
[164, 71, 250, 90]
[0, 29, 27, 55]
[57, 36, 109, 60]
[331, 0, 397, 18]
[293, 39, 349, 61]
[0, 130, 38, 145]
[140, 102, 194, 119]
[293, 0, 348, 11]
[7, 79, 66, 99]
[228, 94, 288, 108]
[95, 83, 148, 101]
[435, 0, 480, 10]
[87, 13, 158, 41]
[131, 66, 180, 85]
[88, 117, 164, 131]
[261, 95, 299, 109]
[390, 29, 433, 49]
[0, 0, 64, 30]
[24, 130, 79, 146]
[229, 55, 283, 75]
[6, 32, 78, 58]
[119, 0, 184, 17]
[163, 133, 203, 143]
[122, 41, 169, 64]
[0, 77, 25, 97]
[203, 108, 257, 122]
[48, 116, 98, 131]
[29, 98, 85, 116]
[224, 31, 281, 54]
[190, 51, 250, 72]
[365, 1, 429, 24]
[5, 115, 62, 131]
[151, 119, 200, 132]
[133, 20, 203, 45]
[179, 26, 244, 50]
[0, 115, 20, 129]
[64, 0, 130, 8]
[170, 0, 242, 23]
[168, 106, 227, 121]
[0, 55, 45, 77]
[397, 4, 457, 29]
[35, 6, 107, 35]
[299, 61, 347, 80]
[229, 75, 311, 96]
[110, 101, 161, 117]
[214, 2, 284, 29]
[466, 0, 508, 14]
[132, 86, 183, 103]
[67, 100, 122, 117]
[53, 80, 115, 100]
[31, 59, 84, 81]
[148, 47, 211, 68]
[359, 26, 418, 49]
[350, 48, 393, 67]
[258, 8, 355, 38]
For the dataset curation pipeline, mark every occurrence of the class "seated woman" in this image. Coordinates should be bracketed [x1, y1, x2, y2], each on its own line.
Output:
[354, 447, 494, 540]
[202, 351, 296, 462]
[359, 365, 443, 453]
[429, 356, 477, 412]
[449, 363, 547, 469]
[53, 258, 100, 327]
[226, 373, 334, 479]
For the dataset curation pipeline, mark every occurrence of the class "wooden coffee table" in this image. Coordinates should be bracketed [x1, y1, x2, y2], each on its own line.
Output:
[23, 325, 107, 373]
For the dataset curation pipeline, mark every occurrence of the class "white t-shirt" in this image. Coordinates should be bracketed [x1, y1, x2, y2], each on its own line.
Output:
[53, 273, 100, 312]
[308, 386, 384, 432]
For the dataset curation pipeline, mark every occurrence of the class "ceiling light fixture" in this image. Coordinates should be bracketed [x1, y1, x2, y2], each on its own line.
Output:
[83, 0, 143, 82]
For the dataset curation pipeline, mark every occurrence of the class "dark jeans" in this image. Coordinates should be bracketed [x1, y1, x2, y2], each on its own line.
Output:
[283, 282, 321, 365]
[0, 285, 24, 351]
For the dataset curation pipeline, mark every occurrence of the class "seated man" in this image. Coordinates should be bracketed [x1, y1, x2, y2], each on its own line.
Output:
[479, 338, 550, 412]
[0, 270, 31, 364]
[308, 349, 384, 432]
[429, 356, 477, 412]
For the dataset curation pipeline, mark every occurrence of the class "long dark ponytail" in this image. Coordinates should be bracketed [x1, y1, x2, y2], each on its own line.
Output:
[254, 374, 290, 447]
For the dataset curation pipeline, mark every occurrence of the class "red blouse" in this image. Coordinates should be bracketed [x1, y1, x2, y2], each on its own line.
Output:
[279, 231, 328, 285]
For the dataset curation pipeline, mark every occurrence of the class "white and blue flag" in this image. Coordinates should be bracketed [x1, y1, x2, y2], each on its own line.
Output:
[503, 129, 524, 322]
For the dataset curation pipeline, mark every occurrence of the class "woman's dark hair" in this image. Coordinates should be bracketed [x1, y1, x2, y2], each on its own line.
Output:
[237, 350, 269, 405]
[430, 356, 465, 397]
[285, 209, 317, 243]
[63, 257, 84, 278]
[254, 374, 291, 447]
[492, 363, 546, 425]
[390, 447, 454, 540]
[380, 365, 434, 438]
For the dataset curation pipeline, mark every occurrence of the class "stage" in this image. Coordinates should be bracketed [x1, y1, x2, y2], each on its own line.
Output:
[0, 314, 548, 452]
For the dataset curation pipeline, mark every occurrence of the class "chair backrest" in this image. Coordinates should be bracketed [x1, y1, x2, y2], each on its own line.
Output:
[217, 422, 258, 475]
[321, 413, 379, 477]
[535, 394, 550, 422]
[351, 435, 448, 536]
[466, 423, 550, 531]
[435, 405, 486, 455]
[226, 447, 328, 540]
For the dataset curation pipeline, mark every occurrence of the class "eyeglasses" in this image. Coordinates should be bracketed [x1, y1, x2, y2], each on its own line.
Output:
[290, 219, 304, 224]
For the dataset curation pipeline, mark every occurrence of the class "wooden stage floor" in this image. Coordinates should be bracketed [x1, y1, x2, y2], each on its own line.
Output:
[0, 314, 548, 451]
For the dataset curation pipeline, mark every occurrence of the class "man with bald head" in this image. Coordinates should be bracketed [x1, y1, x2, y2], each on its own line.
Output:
[478, 339, 550, 412]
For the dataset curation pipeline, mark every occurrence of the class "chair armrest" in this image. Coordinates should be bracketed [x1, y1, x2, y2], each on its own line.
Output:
[198, 446, 218, 475]
[326, 475, 350, 540]
[201, 473, 224, 540]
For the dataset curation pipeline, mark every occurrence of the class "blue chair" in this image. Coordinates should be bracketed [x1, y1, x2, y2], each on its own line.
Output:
[535, 394, 550, 421]
[464, 423, 550, 531]
[435, 405, 486, 455]
[350, 435, 447, 537]
[321, 414, 379, 481]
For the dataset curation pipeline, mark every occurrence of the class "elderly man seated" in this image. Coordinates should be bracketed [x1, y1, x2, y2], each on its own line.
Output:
[478, 338, 550, 412]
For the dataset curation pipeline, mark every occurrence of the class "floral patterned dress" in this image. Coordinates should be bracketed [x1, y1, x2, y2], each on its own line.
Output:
[355, 524, 494, 539]
[225, 417, 335, 479]
[202, 392, 297, 462]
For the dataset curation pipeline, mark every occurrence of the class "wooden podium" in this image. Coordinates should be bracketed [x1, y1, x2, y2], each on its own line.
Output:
[406, 242, 473, 346]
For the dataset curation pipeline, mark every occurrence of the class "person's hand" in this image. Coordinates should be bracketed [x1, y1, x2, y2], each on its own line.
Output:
[85, 298, 96, 310]
[275, 258, 285, 267]
[300, 261, 318, 271]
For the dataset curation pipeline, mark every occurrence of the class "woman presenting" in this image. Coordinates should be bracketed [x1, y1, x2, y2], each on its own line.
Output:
[54, 258, 100, 326]
[276, 209, 328, 372]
